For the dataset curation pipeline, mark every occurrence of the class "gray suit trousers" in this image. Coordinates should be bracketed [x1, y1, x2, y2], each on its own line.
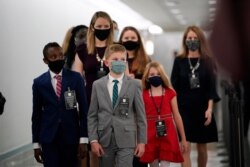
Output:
[99, 133, 134, 167]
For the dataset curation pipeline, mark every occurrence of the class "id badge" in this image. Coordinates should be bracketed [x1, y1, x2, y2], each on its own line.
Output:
[118, 97, 129, 118]
[155, 120, 167, 137]
[189, 72, 200, 89]
[64, 88, 77, 110]
[97, 69, 107, 78]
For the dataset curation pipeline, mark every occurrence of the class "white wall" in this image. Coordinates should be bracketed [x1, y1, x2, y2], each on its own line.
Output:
[0, 0, 98, 155]
[151, 32, 183, 76]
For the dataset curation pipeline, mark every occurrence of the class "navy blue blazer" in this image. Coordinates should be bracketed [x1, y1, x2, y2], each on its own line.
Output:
[32, 68, 88, 144]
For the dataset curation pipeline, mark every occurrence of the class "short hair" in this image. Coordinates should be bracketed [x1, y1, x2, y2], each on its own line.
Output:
[104, 44, 126, 60]
[43, 42, 61, 58]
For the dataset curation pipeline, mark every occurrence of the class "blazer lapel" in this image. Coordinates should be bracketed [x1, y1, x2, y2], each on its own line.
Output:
[102, 76, 113, 109]
[44, 71, 58, 100]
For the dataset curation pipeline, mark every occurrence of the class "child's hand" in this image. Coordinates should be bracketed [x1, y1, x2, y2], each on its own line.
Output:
[91, 142, 104, 157]
[134, 143, 145, 157]
[180, 140, 188, 153]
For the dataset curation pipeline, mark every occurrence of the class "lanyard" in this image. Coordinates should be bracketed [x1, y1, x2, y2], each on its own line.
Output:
[188, 58, 200, 74]
[96, 48, 105, 68]
[150, 88, 164, 120]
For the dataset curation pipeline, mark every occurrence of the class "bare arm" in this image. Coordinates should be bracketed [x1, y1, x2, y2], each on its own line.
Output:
[171, 96, 188, 152]
[72, 53, 84, 76]
[204, 100, 213, 126]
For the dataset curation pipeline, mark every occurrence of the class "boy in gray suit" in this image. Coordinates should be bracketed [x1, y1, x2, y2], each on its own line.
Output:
[88, 44, 147, 167]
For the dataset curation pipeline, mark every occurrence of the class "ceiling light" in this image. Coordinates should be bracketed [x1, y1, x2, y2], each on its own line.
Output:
[165, 1, 176, 7]
[209, 7, 216, 12]
[208, 0, 216, 5]
[145, 40, 154, 56]
[170, 8, 181, 14]
[148, 25, 163, 34]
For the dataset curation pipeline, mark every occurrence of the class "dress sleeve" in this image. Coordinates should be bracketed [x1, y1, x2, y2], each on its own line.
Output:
[166, 88, 176, 100]
[206, 58, 221, 103]
[171, 57, 180, 93]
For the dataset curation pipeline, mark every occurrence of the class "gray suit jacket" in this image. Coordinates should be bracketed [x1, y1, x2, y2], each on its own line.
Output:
[88, 75, 147, 148]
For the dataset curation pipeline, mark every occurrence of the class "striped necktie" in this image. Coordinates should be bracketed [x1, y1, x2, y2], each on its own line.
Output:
[112, 80, 119, 108]
[54, 75, 62, 99]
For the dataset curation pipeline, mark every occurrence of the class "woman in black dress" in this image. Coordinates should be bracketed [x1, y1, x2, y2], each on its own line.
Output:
[171, 25, 220, 167]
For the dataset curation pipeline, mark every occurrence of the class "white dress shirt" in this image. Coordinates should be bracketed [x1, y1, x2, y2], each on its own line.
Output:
[107, 73, 124, 103]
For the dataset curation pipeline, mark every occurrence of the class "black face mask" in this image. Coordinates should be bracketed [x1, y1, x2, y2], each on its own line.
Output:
[47, 59, 65, 74]
[94, 29, 110, 41]
[185, 40, 200, 51]
[148, 76, 163, 87]
[122, 41, 140, 51]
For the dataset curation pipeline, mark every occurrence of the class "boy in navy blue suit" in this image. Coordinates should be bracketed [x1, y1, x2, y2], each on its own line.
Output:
[32, 42, 88, 167]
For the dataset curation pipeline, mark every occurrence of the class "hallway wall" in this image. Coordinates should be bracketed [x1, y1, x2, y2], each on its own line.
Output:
[0, 0, 100, 155]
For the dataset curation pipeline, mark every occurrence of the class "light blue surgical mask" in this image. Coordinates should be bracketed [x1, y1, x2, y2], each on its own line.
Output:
[111, 61, 126, 74]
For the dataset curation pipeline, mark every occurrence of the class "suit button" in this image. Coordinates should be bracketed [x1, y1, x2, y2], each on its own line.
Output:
[58, 119, 62, 123]
[113, 113, 115, 116]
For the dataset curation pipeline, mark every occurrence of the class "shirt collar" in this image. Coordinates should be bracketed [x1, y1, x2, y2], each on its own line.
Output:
[49, 70, 63, 79]
[108, 73, 124, 83]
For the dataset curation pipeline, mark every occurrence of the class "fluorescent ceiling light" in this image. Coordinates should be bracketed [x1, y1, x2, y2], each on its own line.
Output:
[209, 7, 216, 12]
[145, 40, 154, 56]
[165, 1, 176, 7]
[148, 25, 163, 34]
[208, 0, 216, 5]
[170, 8, 181, 14]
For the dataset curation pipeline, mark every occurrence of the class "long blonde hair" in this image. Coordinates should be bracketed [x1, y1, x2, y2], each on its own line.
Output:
[142, 61, 172, 90]
[62, 27, 74, 54]
[87, 11, 114, 55]
[180, 25, 211, 59]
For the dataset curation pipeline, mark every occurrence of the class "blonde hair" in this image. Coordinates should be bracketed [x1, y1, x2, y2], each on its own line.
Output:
[180, 25, 211, 59]
[104, 44, 126, 60]
[119, 26, 150, 74]
[87, 11, 114, 55]
[142, 61, 172, 90]
[62, 27, 74, 54]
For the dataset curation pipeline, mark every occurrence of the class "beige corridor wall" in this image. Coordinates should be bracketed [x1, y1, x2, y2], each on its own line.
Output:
[0, 0, 96, 155]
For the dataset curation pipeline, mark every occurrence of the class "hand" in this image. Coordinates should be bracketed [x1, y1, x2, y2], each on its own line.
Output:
[78, 143, 88, 159]
[204, 108, 212, 126]
[91, 142, 104, 157]
[180, 140, 188, 153]
[34, 148, 43, 164]
[128, 73, 135, 79]
[134, 143, 145, 157]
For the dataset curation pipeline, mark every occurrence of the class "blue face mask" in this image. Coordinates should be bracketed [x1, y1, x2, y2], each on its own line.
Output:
[148, 76, 163, 87]
[111, 61, 126, 74]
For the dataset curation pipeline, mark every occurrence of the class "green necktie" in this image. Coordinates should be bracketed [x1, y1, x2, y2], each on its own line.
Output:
[112, 80, 119, 108]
